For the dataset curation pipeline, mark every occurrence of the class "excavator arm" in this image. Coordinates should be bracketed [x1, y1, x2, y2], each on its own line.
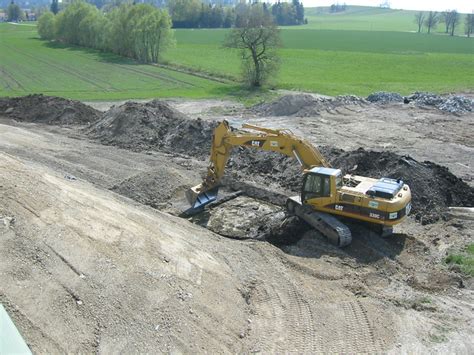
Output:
[186, 120, 330, 211]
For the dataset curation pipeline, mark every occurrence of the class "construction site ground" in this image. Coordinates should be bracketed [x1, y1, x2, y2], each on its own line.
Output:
[0, 94, 473, 353]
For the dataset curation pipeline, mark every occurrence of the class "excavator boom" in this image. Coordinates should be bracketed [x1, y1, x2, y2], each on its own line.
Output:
[186, 120, 329, 212]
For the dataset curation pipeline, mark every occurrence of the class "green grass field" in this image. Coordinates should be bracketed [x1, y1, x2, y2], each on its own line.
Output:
[164, 28, 473, 95]
[1, 5, 473, 100]
[304, 6, 468, 35]
[0, 23, 231, 100]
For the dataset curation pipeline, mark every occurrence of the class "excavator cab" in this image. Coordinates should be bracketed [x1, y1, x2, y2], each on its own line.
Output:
[301, 167, 342, 205]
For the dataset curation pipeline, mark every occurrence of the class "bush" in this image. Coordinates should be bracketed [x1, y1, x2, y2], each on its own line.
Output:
[37, 12, 56, 40]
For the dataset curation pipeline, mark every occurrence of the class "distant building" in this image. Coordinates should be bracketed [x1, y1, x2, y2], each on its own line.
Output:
[0, 12, 6, 22]
[24, 10, 37, 21]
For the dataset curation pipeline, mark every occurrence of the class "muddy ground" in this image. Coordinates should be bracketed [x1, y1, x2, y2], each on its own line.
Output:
[0, 94, 473, 353]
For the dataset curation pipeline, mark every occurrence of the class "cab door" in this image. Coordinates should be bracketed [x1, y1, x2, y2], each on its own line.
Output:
[301, 173, 333, 207]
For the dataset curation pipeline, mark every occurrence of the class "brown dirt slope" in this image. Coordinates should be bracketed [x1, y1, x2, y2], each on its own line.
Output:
[0, 152, 404, 353]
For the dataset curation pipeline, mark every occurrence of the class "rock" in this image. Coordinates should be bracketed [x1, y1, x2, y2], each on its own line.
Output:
[366, 92, 403, 103]
[5, 107, 13, 114]
[369, 91, 474, 114]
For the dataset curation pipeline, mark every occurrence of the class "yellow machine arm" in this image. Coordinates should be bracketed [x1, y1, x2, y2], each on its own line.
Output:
[186, 120, 330, 210]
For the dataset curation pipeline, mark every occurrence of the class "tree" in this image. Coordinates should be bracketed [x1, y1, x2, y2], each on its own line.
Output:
[7, 0, 23, 21]
[209, 5, 224, 28]
[224, 4, 281, 87]
[222, 7, 234, 28]
[424, 11, 438, 34]
[440, 10, 451, 33]
[414, 11, 425, 33]
[50, 0, 59, 15]
[465, 14, 474, 38]
[293, 0, 304, 25]
[38, 11, 56, 40]
[55, 1, 97, 45]
[449, 10, 460, 36]
[167, 0, 201, 28]
[133, 10, 173, 62]
[37, 0, 173, 63]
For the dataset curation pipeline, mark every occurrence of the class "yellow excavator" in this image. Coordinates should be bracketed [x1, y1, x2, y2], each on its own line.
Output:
[186, 121, 412, 246]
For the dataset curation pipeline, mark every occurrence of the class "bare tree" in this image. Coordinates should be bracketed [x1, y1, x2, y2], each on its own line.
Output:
[424, 11, 438, 34]
[449, 10, 460, 36]
[414, 11, 425, 33]
[440, 10, 452, 33]
[466, 14, 474, 38]
[224, 4, 281, 88]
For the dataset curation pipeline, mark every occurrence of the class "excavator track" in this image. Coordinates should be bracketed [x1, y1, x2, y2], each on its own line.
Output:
[287, 197, 352, 247]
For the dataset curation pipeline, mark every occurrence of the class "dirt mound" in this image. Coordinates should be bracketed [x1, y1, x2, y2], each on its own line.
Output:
[111, 168, 197, 209]
[0, 94, 100, 125]
[224, 148, 473, 224]
[86, 100, 216, 157]
[251, 94, 367, 117]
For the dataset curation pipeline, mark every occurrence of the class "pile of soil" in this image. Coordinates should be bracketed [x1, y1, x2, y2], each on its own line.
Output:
[0, 94, 100, 125]
[111, 168, 196, 209]
[86, 100, 216, 157]
[225, 147, 474, 224]
[251, 94, 367, 117]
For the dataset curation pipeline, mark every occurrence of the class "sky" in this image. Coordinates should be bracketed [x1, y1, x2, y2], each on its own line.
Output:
[302, 0, 474, 13]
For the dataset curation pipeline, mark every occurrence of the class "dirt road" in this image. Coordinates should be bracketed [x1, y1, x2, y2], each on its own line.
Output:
[0, 96, 473, 353]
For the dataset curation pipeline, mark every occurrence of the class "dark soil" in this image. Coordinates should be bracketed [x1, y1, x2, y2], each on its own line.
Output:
[86, 100, 216, 158]
[0, 94, 100, 125]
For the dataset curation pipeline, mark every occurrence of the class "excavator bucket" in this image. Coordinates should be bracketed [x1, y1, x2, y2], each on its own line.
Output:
[185, 184, 219, 214]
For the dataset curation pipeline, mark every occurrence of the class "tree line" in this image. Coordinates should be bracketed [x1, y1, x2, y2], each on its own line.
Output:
[168, 0, 305, 28]
[38, 1, 173, 63]
[414, 10, 474, 37]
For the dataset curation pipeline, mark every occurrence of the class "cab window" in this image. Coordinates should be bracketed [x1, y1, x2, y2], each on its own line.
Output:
[303, 174, 321, 199]
[322, 177, 330, 197]
[303, 174, 331, 200]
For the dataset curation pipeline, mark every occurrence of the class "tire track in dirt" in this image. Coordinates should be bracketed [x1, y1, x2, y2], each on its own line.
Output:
[247, 248, 324, 353]
[246, 245, 385, 353]
[342, 300, 380, 352]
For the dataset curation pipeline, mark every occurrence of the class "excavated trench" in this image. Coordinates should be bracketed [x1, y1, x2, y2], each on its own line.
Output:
[1, 95, 473, 245]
